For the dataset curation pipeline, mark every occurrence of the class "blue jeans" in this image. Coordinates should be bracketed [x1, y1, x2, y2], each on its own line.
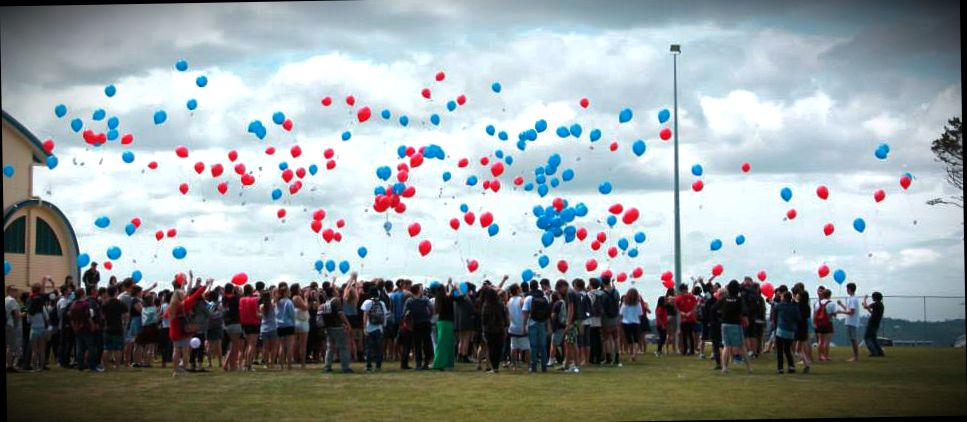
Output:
[528, 322, 547, 371]
[365, 330, 384, 369]
[75, 331, 99, 371]
[864, 325, 884, 356]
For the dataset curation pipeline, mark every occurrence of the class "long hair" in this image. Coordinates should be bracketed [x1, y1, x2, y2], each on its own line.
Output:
[480, 287, 503, 317]
[168, 289, 185, 318]
[623, 288, 640, 305]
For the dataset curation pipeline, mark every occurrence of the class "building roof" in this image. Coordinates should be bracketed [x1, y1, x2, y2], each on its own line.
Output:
[2, 109, 51, 164]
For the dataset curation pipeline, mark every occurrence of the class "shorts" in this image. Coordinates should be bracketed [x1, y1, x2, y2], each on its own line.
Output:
[551, 329, 565, 347]
[173, 338, 191, 349]
[640, 317, 651, 333]
[815, 323, 833, 335]
[744, 322, 762, 338]
[294, 320, 310, 333]
[243, 324, 260, 335]
[348, 314, 363, 330]
[847, 326, 858, 342]
[694, 322, 704, 333]
[577, 324, 590, 348]
[721, 324, 743, 347]
[277, 326, 295, 337]
[622, 323, 640, 344]
[601, 324, 620, 339]
[30, 326, 47, 341]
[126, 318, 142, 343]
[207, 326, 224, 342]
[794, 322, 808, 341]
[104, 334, 124, 351]
[137, 324, 159, 345]
[701, 323, 711, 341]
[260, 329, 278, 341]
[384, 322, 398, 340]
[6, 326, 20, 350]
[225, 323, 243, 336]
[510, 334, 530, 351]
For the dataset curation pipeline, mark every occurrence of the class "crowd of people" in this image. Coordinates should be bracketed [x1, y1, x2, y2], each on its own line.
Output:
[5, 263, 886, 377]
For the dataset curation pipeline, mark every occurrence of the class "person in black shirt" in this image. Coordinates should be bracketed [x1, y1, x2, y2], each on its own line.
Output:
[712, 280, 752, 374]
[82, 263, 100, 292]
[862, 292, 885, 357]
[100, 286, 127, 370]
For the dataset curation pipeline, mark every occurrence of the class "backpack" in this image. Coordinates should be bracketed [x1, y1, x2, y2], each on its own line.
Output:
[590, 291, 605, 318]
[69, 300, 92, 333]
[603, 289, 620, 319]
[316, 298, 337, 328]
[556, 301, 569, 327]
[529, 293, 550, 322]
[367, 300, 386, 326]
[408, 298, 432, 323]
[813, 299, 832, 328]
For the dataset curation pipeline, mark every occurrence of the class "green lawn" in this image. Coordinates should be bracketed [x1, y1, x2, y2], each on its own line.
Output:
[7, 347, 966, 421]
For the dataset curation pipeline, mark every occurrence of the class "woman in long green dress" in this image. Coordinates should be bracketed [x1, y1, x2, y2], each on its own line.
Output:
[432, 280, 456, 370]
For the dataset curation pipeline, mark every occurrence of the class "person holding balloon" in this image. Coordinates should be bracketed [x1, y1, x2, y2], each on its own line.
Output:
[431, 279, 456, 371]
[167, 277, 212, 377]
[712, 280, 753, 375]
[837, 283, 862, 362]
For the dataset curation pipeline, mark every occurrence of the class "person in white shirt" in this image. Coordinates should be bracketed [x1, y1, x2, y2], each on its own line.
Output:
[506, 283, 529, 370]
[360, 287, 388, 371]
[6, 285, 23, 372]
[619, 288, 644, 362]
[837, 282, 861, 362]
[813, 287, 837, 361]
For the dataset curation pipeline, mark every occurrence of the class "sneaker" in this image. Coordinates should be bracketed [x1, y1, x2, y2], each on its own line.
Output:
[486, 369, 495, 374]
[777, 369, 784, 374]
[571, 366, 580, 373]
[788, 367, 796, 374]
[654, 351, 661, 358]
[323, 367, 333, 373]
[365, 367, 373, 372]
[96, 366, 106, 373]
[616, 362, 623, 368]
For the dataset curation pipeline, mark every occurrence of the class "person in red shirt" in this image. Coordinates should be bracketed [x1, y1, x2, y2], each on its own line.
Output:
[238, 284, 261, 371]
[654, 296, 668, 357]
[167, 278, 211, 377]
[675, 283, 699, 356]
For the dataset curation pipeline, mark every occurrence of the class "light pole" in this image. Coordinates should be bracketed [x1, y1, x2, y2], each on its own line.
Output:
[671, 44, 682, 288]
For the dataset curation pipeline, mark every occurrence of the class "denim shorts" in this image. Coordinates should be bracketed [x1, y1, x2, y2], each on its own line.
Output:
[260, 330, 278, 341]
[847, 326, 858, 342]
[510, 335, 530, 350]
[551, 329, 565, 347]
[721, 324, 743, 347]
[104, 334, 124, 351]
[225, 323, 243, 336]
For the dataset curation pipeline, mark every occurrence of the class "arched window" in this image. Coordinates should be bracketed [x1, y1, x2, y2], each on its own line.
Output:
[3, 216, 26, 254]
[35, 218, 63, 256]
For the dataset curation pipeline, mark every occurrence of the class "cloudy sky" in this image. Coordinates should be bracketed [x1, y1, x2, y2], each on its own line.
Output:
[2, 1, 962, 320]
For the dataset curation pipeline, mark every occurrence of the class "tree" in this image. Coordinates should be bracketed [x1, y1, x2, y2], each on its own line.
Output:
[927, 117, 962, 209]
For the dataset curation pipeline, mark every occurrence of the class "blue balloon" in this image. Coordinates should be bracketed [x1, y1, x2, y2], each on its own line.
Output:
[495, 150, 504, 159]
[491, 81, 502, 93]
[487, 223, 499, 237]
[122, 151, 135, 163]
[4, 260, 12, 275]
[341, 131, 352, 141]
[104, 84, 116, 97]
[383, 221, 392, 233]
[271, 188, 283, 201]
[658, 109, 671, 124]
[632, 139, 646, 156]
[273, 112, 285, 125]
[92, 109, 106, 121]
[175, 59, 188, 71]
[326, 260, 336, 272]
[446, 100, 457, 112]
[374, 186, 386, 195]
[357, 246, 368, 258]
[516, 140, 527, 151]
[153, 110, 167, 125]
[3, 165, 14, 178]
[538, 255, 550, 268]
[339, 260, 350, 274]
[70, 118, 83, 132]
[575, 203, 588, 217]
[308, 164, 318, 175]
[628, 248, 639, 258]
[556, 126, 570, 138]
[54, 104, 67, 118]
[486, 125, 496, 136]
[393, 183, 405, 195]
[598, 181, 613, 195]
[314, 260, 324, 273]
[442, 171, 451, 182]
[535, 119, 547, 133]
[381, 109, 391, 119]
[430, 114, 440, 126]
[399, 115, 409, 127]
[77, 253, 91, 268]
[376, 166, 392, 181]
[569, 123, 583, 138]
[735, 234, 746, 245]
[691, 164, 703, 177]
[196, 75, 208, 87]
[618, 108, 633, 124]
[589, 128, 601, 142]
[606, 215, 617, 227]
[46, 155, 59, 170]
[853, 218, 866, 233]
[107, 129, 118, 141]
[172, 246, 187, 260]
[460, 203, 469, 213]
[562, 169, 574, 182]
[833, 269, 847, 284]
[279, 162, 289, 171]
[397, 145, 407, 159]
[521, 268, 534, 282]
[710, 239, 723, 251]
[187, 99, 198, 111]
[107, 116, 120, 129]
[634, 232, 646, 243]
[132, 270, 143, 283]
[537, 184, 549, 197]
[618, 238, 629, 250]
[466, 175, 478, 186]
[780, 187, 793, 202]
[874, 147, 888, 160]
[107, 246, 122, 260]
[125, 223, 136, 236]
[541, 231, 554, 247]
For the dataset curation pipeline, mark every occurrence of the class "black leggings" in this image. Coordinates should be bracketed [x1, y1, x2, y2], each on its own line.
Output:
[485, 332, 504, 371]
[657, 327, 667, 353]
[680, 322, 695, 355]
[776, 337, 795, 370]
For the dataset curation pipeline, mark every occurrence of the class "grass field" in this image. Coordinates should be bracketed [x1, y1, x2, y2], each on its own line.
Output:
[7, 347, 966, 421]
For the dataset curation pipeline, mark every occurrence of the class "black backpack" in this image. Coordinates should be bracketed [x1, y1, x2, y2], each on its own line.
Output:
[408, 298, 432, 323]
[603, 289, 620, 319]
[316, 298, 337, 328]
[367, 300, 386, 326]
[529, 293, 550, 322]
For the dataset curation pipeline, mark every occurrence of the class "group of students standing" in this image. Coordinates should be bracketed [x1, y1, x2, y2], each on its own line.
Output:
[5, 266, 885, 377]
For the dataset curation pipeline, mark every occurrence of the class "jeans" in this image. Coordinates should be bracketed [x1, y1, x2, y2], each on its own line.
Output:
[776, 336, 795, 370]
[74, 331, 98, 371]
[485, 332, 504, 371]
[680, 321, 695, 355]
[365, 330, 383, 369]
[398, 328, 413, 368]
[710, 323, 722, 366]
[528, 322, 548, 371]
[59, 325, 75, 367]
[589, 326, 602, 364]
[864, 325, 884, 356]
[411, 322, 433, 368]
[324, 327, 351, 371]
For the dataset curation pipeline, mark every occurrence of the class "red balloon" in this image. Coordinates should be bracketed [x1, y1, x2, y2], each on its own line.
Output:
[277, 208, 286, 219]
[585, 259, 598, 272]
[175, 145, 189, 158]
[104, 261, 112, 271]
[467, 259, 479, 273]
[662, 279, 674, 289]
[421, 88, 431, 99]
[402, 186, 416, 198]
[326, 160, 336, 170]
[435, 71, 445, 82]
[410, 154, 424, 168]
[616, 272, 628, 283]
[321, 96, 332, 106]
[576, 227, 588, 241]
[288, 181, 301, 194]
[601, 270, 613, 279]
[322, 228, 334, 243]
[609, 142, 618, 152]
[631, 267, 643, 278]
[193, 161, 205, 174]
[557, 260, 569, 273]
[324, 148, 335, 159]
[480, 212, 494, 228]
[228, 150, 238, 162]
[659, 128, 672, 141]
[816, 185, 829, 200]
[166, 228, 177, 238]
[490, 162, 505, 177]
[480, 157, 490, 166]
[621, 208, 639, 225]
[712, 264, 723, 276]
[394, 202, 407, 214]
[345, 95, 355, 106]
[178, 183, 189, 195]
[42, 139, 55, 153]
[608, 203, 624, 215]
[130, 217, 142, 228]
[741, 162, 751, 173]
[282, 119, 293, 131]
[490, 179, 501, 193]
[174, 272, 187, 286]
[231, 273, 248, 286]
[661, 271, 673, 281]
[405, 147, 416, 157]
[397, 171, 409, 183]
[761, 282, 775, 298]
[312, 209, 326, 221]
[418, 240, 432, 256]
[457, 158, 469, 168]
[513, 176, 524, 186]
[873, 189, 886, 203]
[607, 246, 618, 258]
[786, 208, 797, 220]
[823, 223, 835, 236]
[757, 270, 767, 282]
[310, 220, 322, 233]
[234, 163, 246, 176]
[464, 212, 476, 225]
[155, 230, 164, 241]
[281, 168, 294, 183]
[357, 106, 372, 123]
[818, 264, 830, 278]
[241, 174, 255, 186]
[449, 218, 460, 230]
[590, 240, 602, 251]
[147, 161, 158, 170]
[552, 197, 564, 212]
[596, 232, 607, 243]
[210, 163, 223, 178]
[121, 134, 134, 145]
[295, 167, 306, 179]
[579, 97, 589, 108]
[692, 179, 704, 192]
[336, 219, 345, 229]
[290, 145, 302, 158]
[217, 181, 228, 195]
[899, 175, 912, 190]
[456, 95, 466, 106]
[408, 222, 422, 237]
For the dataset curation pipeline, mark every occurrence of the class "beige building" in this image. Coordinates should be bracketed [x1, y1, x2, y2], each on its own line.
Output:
[3, 109, 79, 289]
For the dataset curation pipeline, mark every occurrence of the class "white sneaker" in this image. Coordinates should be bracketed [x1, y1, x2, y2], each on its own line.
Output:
[699, 353, 706, 360]
[571, 366, 580, 373]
